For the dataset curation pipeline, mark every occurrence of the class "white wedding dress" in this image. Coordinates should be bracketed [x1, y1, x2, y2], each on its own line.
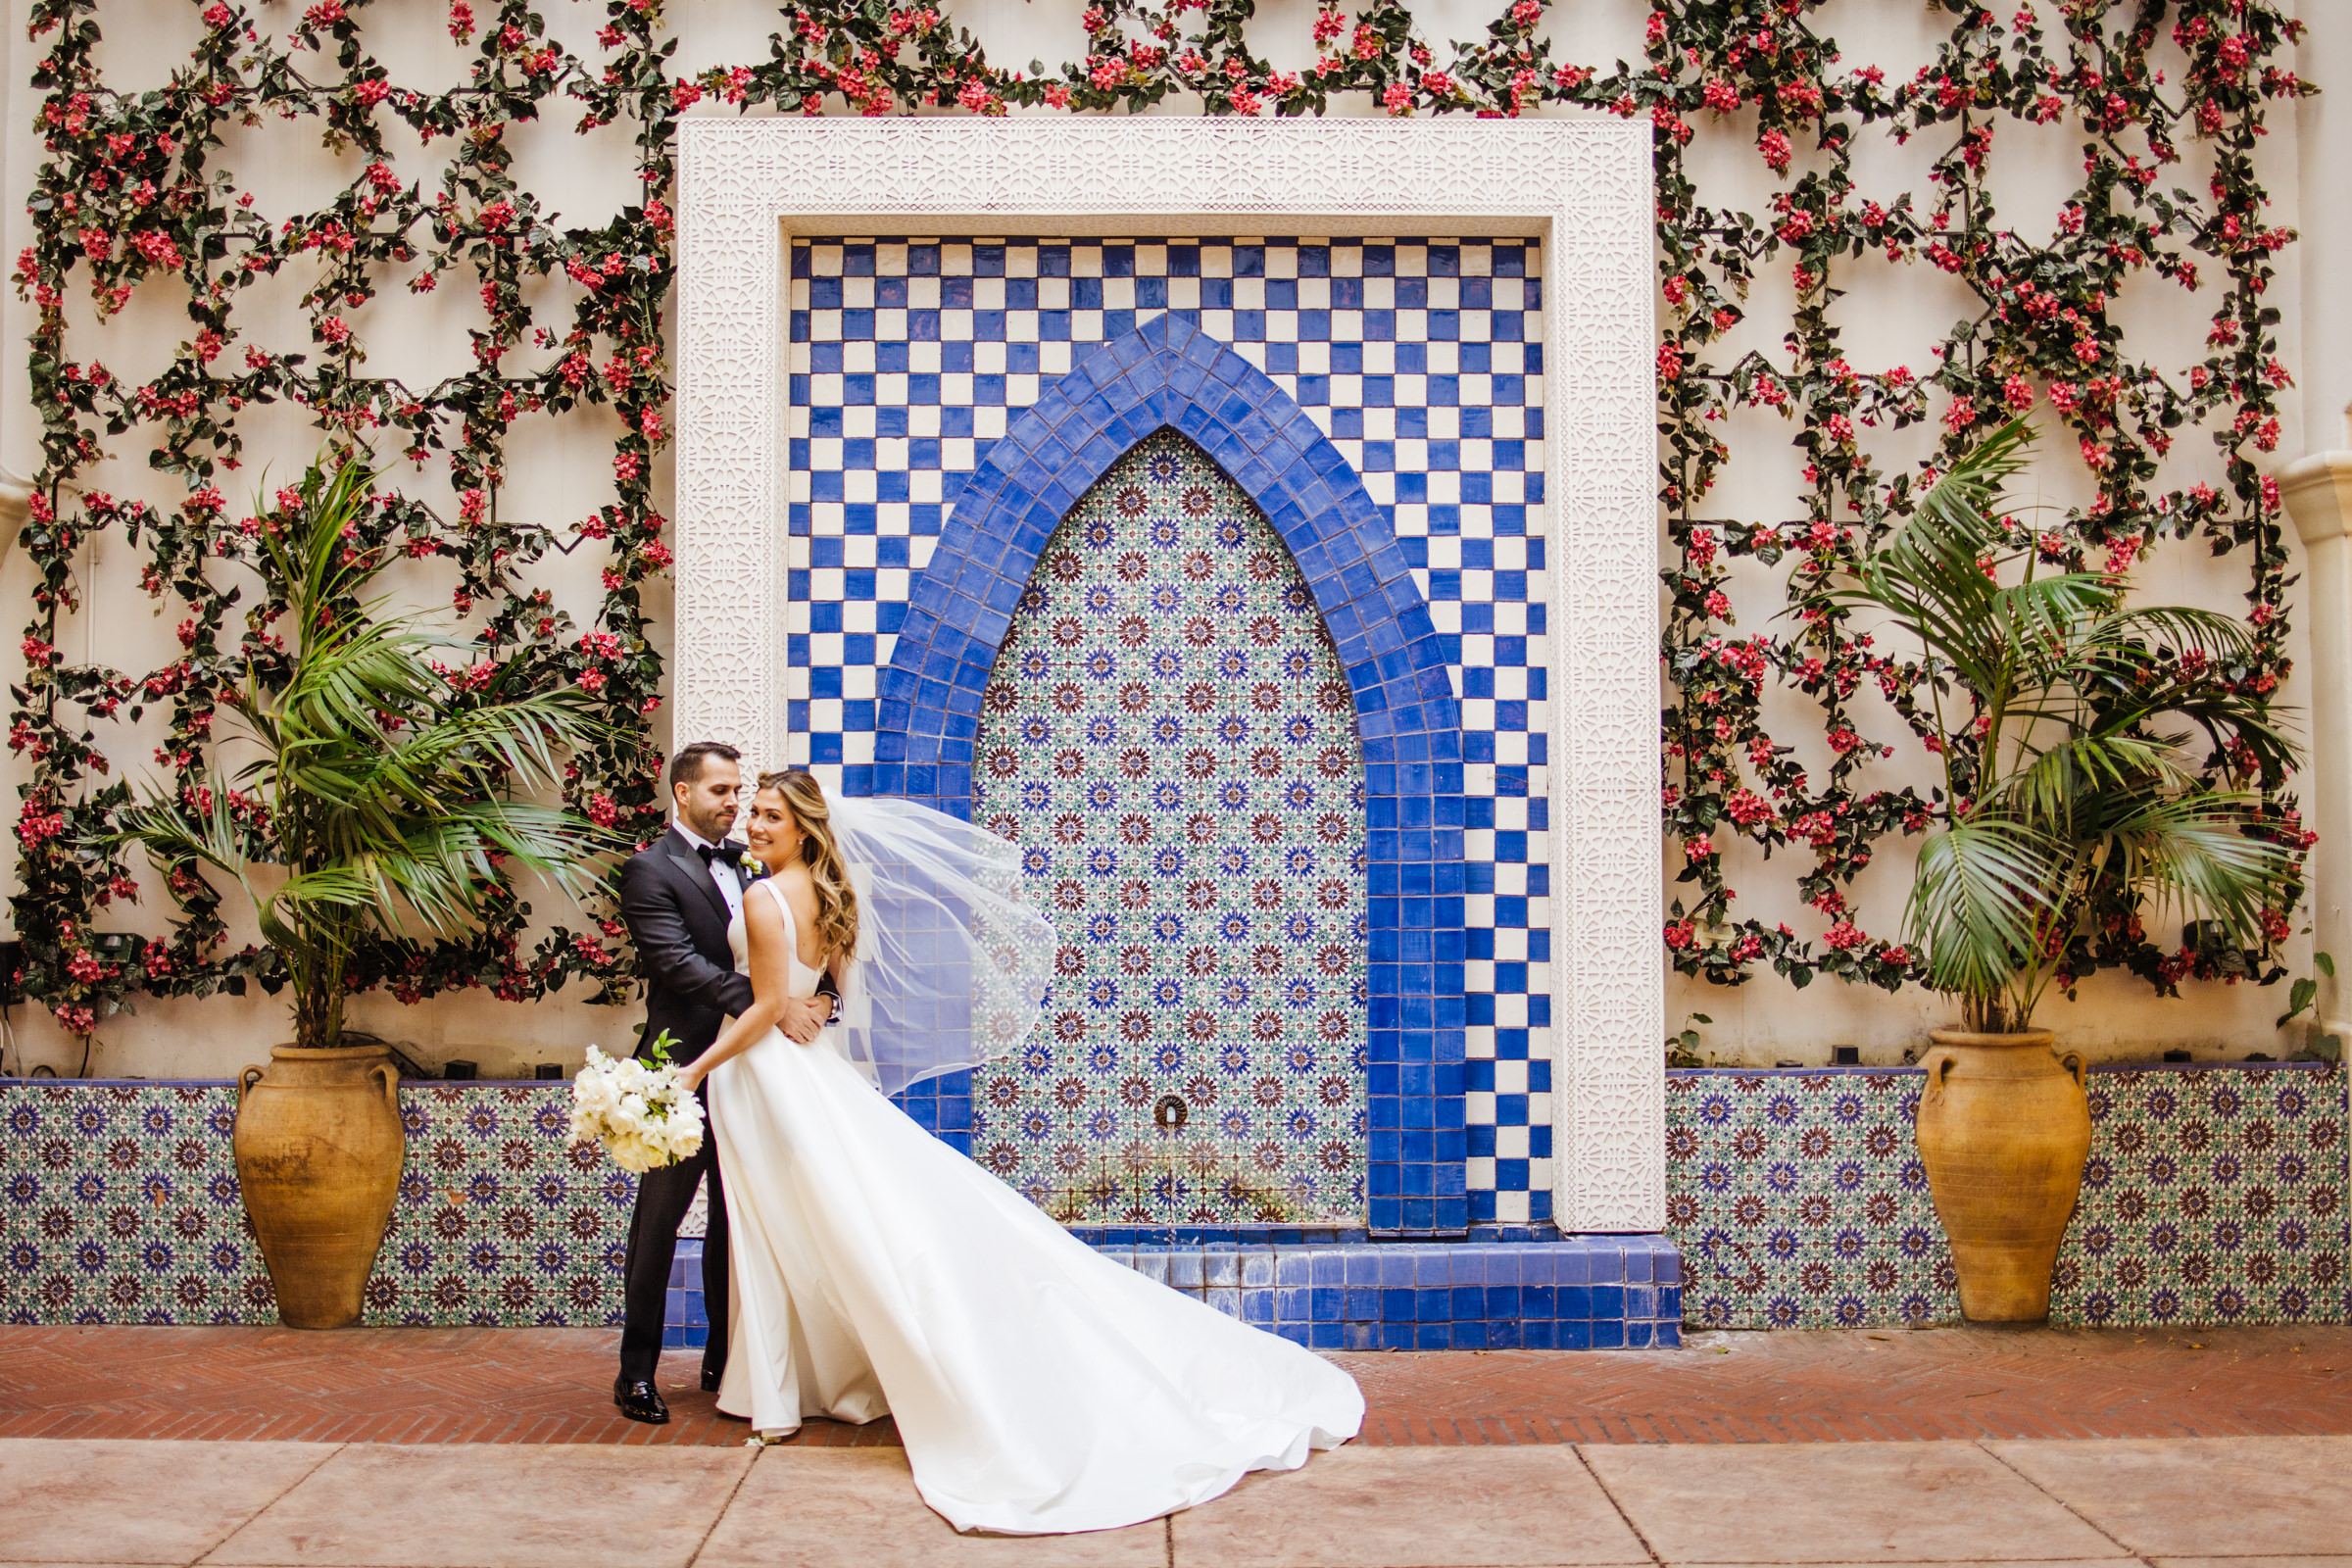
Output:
[707, 879, 1363, 1535]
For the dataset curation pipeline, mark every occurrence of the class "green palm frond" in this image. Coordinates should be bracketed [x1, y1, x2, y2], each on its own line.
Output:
[1910, 416, 2037, 533]
[1807, 455, 2115, 702]
[1806, 416, 2302, 1029]
[115, 782, 254, 888]
[111, 451, 620, 1050]
[2099, 793, 2294, 940]
[1906, 819, 2060, 1002]
[2086, 605, 2265, 661]
[1990, 733, 2196, 834]
[361, 804, 613, 933]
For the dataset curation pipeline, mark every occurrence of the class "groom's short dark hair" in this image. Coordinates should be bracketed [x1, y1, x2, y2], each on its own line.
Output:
[669, 741, 741, 791]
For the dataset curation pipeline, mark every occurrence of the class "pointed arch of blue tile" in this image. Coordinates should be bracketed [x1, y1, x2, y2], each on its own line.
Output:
[858, 314, 1469, 1235]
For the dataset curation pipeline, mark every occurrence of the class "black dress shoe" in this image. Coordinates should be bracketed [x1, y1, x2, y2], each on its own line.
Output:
[700, 1367, 723, 1394]
[613, 1376, 669, 1425]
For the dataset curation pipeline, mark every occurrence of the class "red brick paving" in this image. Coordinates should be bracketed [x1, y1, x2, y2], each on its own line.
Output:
[1, 1323, 2346, 1446]
[1349, 1324, 2352, 1444]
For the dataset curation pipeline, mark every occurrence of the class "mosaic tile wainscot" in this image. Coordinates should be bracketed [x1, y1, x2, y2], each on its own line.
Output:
[1668, 1063, 2352, 1331]
[11, 1065, 2342, 1334]
[2, 1076, 1679, 1348]
[1, 1082, 627, 1327]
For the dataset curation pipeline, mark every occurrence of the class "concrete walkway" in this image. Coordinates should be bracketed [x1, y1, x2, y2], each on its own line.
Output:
[3, 1434, 2348, 1566]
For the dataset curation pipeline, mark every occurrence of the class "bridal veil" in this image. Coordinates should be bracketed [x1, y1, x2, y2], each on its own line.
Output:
[827, 796, 1056, 1097]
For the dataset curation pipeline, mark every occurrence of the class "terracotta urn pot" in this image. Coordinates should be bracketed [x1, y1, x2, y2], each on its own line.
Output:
[1914, 1028, 2091, 1322]
[233, 1042, 406, 1329]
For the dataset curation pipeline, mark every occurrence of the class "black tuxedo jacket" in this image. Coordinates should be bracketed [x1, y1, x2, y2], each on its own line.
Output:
[618, 826, 838, 1062]
[618, 826, 755, 1064]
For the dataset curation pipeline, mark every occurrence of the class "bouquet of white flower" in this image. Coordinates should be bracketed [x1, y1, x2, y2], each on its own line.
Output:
[567, 1034, 706, 1173]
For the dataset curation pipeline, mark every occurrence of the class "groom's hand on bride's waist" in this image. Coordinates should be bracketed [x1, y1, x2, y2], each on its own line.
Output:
[779, 994, 830, 1045]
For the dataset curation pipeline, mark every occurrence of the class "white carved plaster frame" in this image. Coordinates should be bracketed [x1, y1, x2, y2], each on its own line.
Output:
[673, 118, 1662, 1231]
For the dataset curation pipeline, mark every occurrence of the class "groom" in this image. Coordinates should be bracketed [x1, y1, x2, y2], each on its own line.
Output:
[612, 741, 831, 1425]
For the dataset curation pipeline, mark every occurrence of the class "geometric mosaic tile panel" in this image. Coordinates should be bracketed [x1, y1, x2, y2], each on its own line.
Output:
[15, 1065, 2335, 1333]
[969, 429, 1369, 1226]
[2, 1084, 262, 1326]
[371, 1085, 629, 1327]
[1668, 1064, 2350, 1331]
[1, 1083, 625, 1328]
[1668, 1069, 1945, 1332]
[786, 236, 1552, 1223]
[2059, 1067, 2348, 1327]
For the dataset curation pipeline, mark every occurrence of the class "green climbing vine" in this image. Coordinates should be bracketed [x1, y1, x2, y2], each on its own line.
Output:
[7, 0, 2316, 1041]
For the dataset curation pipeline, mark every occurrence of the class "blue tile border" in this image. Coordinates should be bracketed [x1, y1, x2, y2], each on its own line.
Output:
[863, 315, 1470, 1234]
[662, 1234, 1681, 1352]
[1667, 1061, 2337, 1080]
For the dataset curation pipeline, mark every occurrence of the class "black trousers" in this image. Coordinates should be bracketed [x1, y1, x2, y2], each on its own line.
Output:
[617, 1136, 728, 1385]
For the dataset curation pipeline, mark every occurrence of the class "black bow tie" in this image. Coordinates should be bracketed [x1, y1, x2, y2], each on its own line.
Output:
[696, 842, 741, 867]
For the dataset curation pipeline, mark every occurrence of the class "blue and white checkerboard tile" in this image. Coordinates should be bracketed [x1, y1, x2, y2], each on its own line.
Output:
[785, 238, 1551, 1224]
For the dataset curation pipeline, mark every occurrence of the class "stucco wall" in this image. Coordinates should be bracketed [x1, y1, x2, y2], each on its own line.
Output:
[0, 0, 2334, 1085]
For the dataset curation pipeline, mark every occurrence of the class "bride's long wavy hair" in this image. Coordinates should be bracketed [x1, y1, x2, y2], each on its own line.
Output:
[759, 769, 860, 963]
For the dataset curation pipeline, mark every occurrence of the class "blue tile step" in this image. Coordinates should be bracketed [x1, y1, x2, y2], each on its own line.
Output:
[663, 1233, 1681, 1351]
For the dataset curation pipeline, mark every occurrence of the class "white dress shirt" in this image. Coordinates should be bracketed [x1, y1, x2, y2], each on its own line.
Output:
[674, 821, 745, 923]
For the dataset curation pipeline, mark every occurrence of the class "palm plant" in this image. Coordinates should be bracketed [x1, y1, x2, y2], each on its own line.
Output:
[117, 454, 613, 1051]
[1808, 418, 2299, 1035]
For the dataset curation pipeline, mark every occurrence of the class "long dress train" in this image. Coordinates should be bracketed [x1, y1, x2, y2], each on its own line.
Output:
[707, 878, 1363, 1535]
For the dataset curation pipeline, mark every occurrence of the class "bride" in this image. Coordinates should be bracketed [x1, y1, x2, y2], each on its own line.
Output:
[674, 768, 1363, 1535]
